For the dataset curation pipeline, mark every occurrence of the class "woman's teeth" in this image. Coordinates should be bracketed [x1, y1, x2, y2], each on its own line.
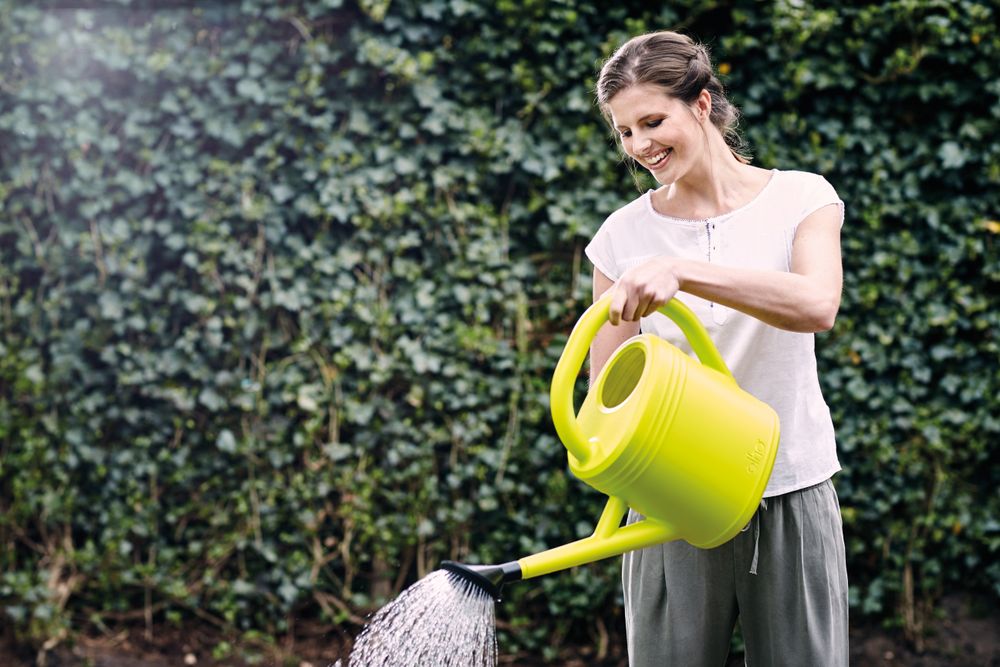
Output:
[648, 149, 671, 165]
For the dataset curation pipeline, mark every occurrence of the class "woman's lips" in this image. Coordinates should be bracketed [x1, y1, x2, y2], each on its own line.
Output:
[645, 148, 672, 171]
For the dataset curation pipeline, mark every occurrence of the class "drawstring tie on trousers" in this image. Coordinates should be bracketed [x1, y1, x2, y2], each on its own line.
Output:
[740, 498, 768, 575]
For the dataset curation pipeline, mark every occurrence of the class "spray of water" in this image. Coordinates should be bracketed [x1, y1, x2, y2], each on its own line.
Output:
[334, 569, 498, 667]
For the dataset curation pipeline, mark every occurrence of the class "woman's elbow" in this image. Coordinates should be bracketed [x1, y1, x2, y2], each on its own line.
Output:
[806, 294, 841, 332]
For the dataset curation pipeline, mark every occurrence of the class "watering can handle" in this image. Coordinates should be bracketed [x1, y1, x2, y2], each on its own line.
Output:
[550, 294, 733, 463]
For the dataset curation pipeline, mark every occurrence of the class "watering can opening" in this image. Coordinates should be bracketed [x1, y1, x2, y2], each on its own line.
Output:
[600, 343, 646, 410]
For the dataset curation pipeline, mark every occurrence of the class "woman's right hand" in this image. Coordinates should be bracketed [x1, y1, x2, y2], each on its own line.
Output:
[607, 256, 682, 325]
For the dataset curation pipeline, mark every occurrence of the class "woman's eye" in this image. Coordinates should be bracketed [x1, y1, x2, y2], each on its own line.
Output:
[619, 119, 662, 138]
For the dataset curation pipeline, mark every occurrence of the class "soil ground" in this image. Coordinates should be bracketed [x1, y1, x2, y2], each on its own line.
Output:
[2, 594, 996, 666]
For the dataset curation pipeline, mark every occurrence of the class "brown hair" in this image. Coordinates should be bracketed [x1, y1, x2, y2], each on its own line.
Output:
[596, 31, 750, 163]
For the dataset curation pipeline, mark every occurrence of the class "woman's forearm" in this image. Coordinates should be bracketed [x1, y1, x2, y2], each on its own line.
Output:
[671, 259, 840, 333]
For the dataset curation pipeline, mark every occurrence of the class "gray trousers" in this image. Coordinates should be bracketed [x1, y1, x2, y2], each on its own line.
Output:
[622, 478, 849, 667]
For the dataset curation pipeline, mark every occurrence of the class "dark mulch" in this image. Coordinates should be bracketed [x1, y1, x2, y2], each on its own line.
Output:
[2, 594, 996, 666]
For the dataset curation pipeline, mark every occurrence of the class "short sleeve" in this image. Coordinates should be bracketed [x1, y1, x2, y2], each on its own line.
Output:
[585, 224, 619, 280]
[800, 175, 845, 228]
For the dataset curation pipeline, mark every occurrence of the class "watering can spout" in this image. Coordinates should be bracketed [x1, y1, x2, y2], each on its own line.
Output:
[443, 497, 680, 593]
[440, 560, 522, 601]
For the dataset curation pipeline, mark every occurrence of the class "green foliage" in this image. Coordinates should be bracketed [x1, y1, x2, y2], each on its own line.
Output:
[1, 0, 997, 659]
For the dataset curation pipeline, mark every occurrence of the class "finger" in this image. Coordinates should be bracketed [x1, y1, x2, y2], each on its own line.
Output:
[642, 294, 666, 318]
[621, 290, 639, 323]
[608, 285, 626, 326]
[629, 293, 652, 322]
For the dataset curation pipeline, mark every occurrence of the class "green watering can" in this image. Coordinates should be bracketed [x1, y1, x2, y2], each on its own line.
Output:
[442, 294, 780, 599]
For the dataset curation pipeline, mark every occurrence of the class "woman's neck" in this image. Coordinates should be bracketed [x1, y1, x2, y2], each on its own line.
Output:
[654, 134, 769, 220]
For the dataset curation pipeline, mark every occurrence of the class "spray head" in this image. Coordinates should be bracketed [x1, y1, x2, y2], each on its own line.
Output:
[439, 560, 522, 602]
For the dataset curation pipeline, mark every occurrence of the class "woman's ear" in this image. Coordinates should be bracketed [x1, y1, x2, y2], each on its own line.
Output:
[696, 88, 712, 124]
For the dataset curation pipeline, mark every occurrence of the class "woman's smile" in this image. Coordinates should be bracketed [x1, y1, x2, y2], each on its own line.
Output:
[644, 147, 673, 171]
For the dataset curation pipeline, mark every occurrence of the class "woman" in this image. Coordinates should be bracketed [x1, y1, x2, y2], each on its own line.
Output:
[587, 31, 849, 666]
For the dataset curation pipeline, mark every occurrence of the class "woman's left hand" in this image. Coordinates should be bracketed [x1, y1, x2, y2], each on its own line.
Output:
[608, 256, 682, 325]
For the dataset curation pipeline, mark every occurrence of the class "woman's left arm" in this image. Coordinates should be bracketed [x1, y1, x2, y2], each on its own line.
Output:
[607, 203, 843, 333]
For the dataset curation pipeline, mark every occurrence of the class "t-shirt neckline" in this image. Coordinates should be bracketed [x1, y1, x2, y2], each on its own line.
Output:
[644, 168, 779, 224]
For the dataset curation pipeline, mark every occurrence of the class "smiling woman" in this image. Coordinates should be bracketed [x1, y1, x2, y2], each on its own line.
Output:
[584, 30, 850, 667]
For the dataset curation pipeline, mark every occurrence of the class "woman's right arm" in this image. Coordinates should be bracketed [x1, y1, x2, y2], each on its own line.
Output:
[589, 267, 640, 386]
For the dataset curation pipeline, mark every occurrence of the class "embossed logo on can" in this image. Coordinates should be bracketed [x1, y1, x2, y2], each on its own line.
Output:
[746, 438, 766, 474]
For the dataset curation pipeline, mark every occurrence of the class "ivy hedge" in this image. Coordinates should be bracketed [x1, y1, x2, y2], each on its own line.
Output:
[1, 0, 997, 660]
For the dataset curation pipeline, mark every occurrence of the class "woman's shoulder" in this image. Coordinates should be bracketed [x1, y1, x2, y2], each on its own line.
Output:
[605, 190, 651, 222]
[592, 190, 653, 236]
[770, 169, 842, 206]
[767, 169, 844, 223]
[585, 192, 651, 278]
[771, 168, 835, 189]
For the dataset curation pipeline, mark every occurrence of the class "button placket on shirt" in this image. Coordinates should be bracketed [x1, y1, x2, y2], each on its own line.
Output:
[708, 219, 731, 326]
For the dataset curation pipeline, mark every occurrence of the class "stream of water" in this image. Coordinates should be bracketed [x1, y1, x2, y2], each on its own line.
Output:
[334, 568, 498, 667]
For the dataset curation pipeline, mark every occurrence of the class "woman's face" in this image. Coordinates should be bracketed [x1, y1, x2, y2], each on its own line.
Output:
[607, 83, 706, 185]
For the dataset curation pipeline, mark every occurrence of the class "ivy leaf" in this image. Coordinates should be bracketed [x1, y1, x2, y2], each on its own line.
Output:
[216, 429, 237, 453]
[938, 141, 967, 168]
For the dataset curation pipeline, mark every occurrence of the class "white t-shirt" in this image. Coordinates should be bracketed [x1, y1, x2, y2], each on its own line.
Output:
[585, 169, 844, 497]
